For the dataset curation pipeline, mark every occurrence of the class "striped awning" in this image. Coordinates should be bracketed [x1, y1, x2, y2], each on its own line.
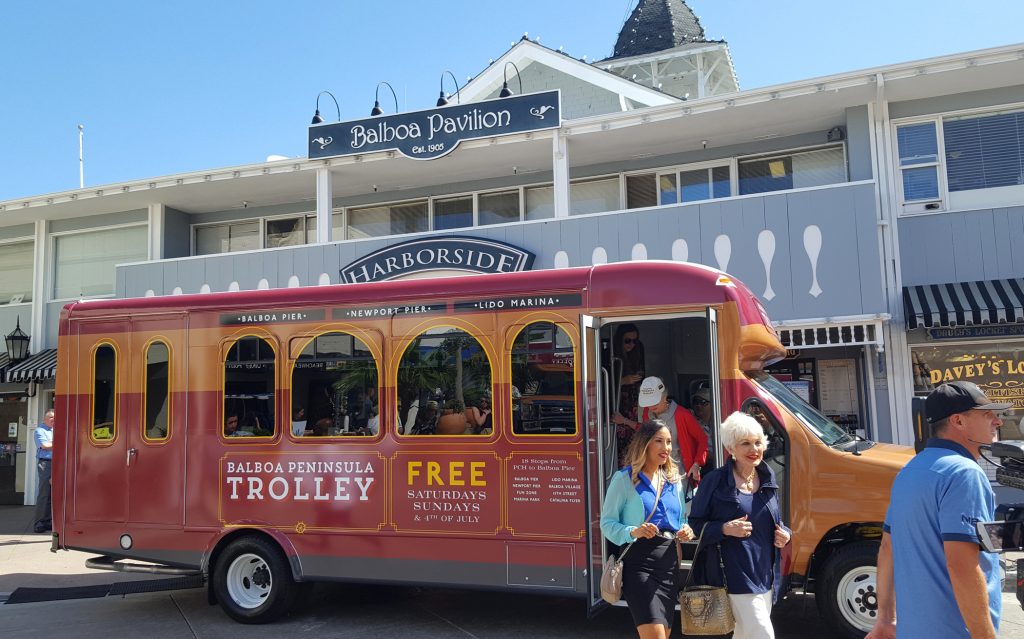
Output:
[904, 279, 1024, 329]
[5, 349, 57, 383]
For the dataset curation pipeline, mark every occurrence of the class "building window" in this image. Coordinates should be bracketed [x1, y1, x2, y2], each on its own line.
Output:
[510, 322, 577, 435]
[434, 196, 474, 231]
[628, 165, 731, 208]
[897, 108, 1024, 213]
[0, 240, 33, 305]
[348, 201, 428, 239]
[479, 190, 521, 225]
[525, 185, 555, 221]
[265, 216, 309, 248]
[143, 341, 170, 441]
[290, 332, 378, 437]
[53, 226, 148, 299]
[195, 221, 259, 255]
[397, 327, 492, 436]
[626, 174, 658, 209]
[224, 336, 276, 438]
[739, 146, 846, 195]
[92, 343, 117, 442]
[570, 177, 620, 215]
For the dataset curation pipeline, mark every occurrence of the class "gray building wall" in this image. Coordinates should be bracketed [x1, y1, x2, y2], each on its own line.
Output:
[898, 206, 1024, 287]
[888, 85, 1024, 120]
[49, 209, 146, 233]
[119, 182, 884, 324]
[0, 224, 34, 241]
[164, 207, 191, 259]
[845, 106, 873, 182]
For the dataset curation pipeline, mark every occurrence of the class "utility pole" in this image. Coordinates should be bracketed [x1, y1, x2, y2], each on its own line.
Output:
[78, 124, 84, 188]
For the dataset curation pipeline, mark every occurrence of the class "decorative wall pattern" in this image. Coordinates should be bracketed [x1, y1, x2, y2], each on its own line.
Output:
[117, 183, 884, 323]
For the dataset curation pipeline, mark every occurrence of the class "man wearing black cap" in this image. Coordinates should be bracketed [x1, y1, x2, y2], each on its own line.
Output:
[867, 381, 1009, 639]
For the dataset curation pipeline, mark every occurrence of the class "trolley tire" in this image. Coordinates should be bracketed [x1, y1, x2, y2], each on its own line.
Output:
[212, 535, 297, 624]
[815, 541, 881, 639]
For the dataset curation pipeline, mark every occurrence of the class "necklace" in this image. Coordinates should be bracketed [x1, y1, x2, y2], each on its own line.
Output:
[735, 467, 756, 492]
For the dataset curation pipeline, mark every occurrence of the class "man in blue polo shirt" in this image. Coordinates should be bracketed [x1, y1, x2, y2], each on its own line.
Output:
[33, 409, 55, 533]
[867, 382, 1007, 639]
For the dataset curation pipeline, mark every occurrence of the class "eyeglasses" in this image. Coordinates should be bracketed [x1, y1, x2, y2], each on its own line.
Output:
[692, 399, 709, 407]
[623, 338, 638, 345]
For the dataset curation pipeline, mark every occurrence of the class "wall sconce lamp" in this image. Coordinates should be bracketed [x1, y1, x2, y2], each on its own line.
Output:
[311, 90, 341, 125]
[5, 316, 30, 364]
[371, 81, 399, 117]
[499, 61, 523, 98]
[436, 70, 461, 107]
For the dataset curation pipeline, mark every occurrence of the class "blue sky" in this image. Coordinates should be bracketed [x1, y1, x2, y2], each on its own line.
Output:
[1, 0, 1022, 202]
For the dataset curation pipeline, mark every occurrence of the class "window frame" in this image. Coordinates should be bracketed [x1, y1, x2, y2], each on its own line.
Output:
[395, 323, 497, 439]
[893, 102, 1024, 216]
[287, 328, 383, 442]
[0, 237, 35, 307]
[506, 320, 580, 438]
[623, 158, 737, 210]
[736, 143, 848, 196]
[221, 332, 279, 441]
[89, 340, 120, 446]
[50, 222, 149, 303]
[141, 338, 172, 444]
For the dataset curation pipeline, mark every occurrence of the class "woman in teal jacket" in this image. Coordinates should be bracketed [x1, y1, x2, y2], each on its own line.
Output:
[600, 420, 696, 639]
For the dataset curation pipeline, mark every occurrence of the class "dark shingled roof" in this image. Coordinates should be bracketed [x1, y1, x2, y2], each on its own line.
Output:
[610, 0, 707, 59]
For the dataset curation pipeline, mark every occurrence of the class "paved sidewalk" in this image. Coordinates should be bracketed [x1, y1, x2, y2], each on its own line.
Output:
[0, 506, 154, 594]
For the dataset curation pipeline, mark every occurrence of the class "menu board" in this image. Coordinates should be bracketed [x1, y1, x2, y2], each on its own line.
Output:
[506, 453, 584, 538]
[818, 359, 858, 415]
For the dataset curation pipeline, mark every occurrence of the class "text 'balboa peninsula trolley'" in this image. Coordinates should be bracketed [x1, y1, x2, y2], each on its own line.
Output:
[50, 261, 912, 637]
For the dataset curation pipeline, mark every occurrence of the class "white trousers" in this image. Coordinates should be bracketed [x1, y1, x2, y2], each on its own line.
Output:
[728, 591, 774, 639]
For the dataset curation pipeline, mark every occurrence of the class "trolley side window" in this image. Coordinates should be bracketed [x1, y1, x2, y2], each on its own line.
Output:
[398, 327, 493, 436]
[290, 331, 379, 437]
[223, 336, 276, 438]
[91, 343, 117, 442]
[143, 341, 170, 441]
[511, 322, 578, 435]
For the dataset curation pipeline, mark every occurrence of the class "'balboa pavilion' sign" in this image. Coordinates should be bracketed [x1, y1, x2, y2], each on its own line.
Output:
[309, 91, 561, 161]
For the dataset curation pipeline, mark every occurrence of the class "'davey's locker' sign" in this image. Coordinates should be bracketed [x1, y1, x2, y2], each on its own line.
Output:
[309, 91, 560, 161]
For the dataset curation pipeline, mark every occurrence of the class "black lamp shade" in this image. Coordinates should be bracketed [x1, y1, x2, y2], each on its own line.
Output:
[5, 317, 29, 363]
[436, 91, 448, 107]
[370, 101, 383, 116]
[499, 82, 512, 98]
[311, 109, 324, 125]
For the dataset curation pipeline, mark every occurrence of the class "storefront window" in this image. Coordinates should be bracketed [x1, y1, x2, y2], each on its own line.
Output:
[911, 342, 1024, 440]
[397, 327, 492, 436]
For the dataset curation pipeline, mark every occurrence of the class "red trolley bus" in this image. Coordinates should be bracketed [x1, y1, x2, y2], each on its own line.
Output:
[51, 261, 911, 637]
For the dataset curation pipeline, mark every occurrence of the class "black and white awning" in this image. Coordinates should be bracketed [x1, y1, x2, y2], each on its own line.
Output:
[903, 279, 1024, 330]
[5, 349, 58, 383]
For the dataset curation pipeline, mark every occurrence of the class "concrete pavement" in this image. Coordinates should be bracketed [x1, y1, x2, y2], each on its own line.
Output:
[2, 506, 1022, 638]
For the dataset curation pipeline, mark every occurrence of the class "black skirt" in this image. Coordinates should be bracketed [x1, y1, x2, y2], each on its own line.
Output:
[622, 535, 679, 628]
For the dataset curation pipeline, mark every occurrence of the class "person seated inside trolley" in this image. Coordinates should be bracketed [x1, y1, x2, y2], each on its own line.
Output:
[224, 412, 255, 437]
[409, 400, 439, 435]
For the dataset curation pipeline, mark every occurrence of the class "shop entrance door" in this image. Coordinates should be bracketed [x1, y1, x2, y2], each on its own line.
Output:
[0, 401, 27, 505]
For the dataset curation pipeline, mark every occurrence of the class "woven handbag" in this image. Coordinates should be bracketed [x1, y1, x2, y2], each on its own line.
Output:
[679, 535, 735, 635]
[600, 473, 664, 604]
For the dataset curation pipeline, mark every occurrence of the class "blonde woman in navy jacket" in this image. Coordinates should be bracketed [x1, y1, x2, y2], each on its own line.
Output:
[601, 420, 696, 639]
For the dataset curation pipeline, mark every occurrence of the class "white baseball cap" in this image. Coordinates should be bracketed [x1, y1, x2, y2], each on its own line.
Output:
[638, 376, 666, 408]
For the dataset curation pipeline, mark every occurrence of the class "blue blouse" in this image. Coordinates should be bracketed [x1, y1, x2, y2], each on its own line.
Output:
[600, 466, 686, 547]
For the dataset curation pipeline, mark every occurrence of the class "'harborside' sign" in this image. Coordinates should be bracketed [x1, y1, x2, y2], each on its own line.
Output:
[340, 236, 534, 284]
[309, 91, 561, 161]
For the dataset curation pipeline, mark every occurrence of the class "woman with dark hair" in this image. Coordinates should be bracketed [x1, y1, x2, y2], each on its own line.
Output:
[611, 323, 645, 456]
[467, 395, 493, 434]
[600, 420, 696, 639]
